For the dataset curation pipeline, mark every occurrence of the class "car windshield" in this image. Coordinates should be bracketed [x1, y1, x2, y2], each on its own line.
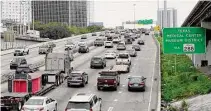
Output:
[25, 99, 44, 105]
[11, 58, 20, 62]
[118, 54, 129, 58]
[127, 50, 134, 53]
[15, 50, 21, 52]
[106, 42, 111, 43]
[40, 45, 48, 48]
[113, 37, 118, 39]
[66, 102, 90, 109]
[17, 66, 29, 71]
[71, 73, 82, 77]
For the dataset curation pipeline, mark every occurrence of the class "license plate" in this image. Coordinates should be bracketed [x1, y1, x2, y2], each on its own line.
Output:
[134, 84, 138, 86]
[104, 84, 108, 87]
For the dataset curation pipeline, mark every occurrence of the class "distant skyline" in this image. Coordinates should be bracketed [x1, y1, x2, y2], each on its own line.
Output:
[93, 0, 198, 28]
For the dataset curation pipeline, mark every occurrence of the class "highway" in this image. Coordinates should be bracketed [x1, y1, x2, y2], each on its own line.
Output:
[0, 34, 99, 81]
[1, 33, 159, 111]
[42, 34, 158, 111]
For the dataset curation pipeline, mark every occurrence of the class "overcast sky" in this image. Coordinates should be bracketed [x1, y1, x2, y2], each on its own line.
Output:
[93, 0, 199, 28]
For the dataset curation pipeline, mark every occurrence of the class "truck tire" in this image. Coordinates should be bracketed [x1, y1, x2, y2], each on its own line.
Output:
[81, 82, 85, 87]
[27, 50, 29, 54]
[86, 77, 88, 84]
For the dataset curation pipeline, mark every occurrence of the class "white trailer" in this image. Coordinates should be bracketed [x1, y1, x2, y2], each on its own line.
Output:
[26, 30, 40, 38]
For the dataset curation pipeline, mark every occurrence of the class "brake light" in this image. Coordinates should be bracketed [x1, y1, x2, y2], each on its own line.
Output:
[139, 82, 145, 85]
[128, 82, 133, 85]
[65, 108, 67, 111]
[90, 108, 93, 111]
[114, 80, 116, 84]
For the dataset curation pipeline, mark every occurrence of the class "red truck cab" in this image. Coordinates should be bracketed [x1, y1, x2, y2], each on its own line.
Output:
[97, 70, 120, 91]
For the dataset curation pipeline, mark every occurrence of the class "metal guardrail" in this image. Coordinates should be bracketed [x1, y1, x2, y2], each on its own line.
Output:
[1, 41, 95, 84]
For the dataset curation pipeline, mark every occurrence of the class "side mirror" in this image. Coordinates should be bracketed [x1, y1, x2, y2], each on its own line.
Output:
[99, 72, 102, 74]
[143, 77, 147, 80]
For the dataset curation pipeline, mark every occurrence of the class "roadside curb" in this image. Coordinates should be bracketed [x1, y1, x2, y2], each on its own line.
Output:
[152, 35, 161, 111]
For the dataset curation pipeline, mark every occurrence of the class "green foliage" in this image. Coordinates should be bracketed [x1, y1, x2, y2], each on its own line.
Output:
[31, 21, 103, 39]
[158, 37, 211, 102]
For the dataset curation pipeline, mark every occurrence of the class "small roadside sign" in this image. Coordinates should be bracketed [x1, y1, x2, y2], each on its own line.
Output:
[162, 27, 206, 54]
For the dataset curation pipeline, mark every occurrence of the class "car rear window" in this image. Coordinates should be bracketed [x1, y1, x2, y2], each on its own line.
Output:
[118, 54, 129, 58]
[66, 102, 90, 109]
[92, 57, 102, 61]
[130, 78, 142, 83]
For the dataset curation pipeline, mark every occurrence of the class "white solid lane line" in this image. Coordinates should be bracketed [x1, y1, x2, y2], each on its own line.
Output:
[108, 107, 114, 111]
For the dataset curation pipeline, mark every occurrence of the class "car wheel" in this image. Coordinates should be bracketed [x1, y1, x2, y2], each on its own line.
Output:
[90, 65, 93, 69]
[97, 86, 101, 91]
[86, 77, 88, 84]
[54, 104, 57, 111]
[27, 50, 29, 54]
[82, 82, 85, 87]
[128, 87, 131, 91]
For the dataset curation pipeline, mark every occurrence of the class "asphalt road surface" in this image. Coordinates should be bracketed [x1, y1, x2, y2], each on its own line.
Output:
[44, 34, 158, 111]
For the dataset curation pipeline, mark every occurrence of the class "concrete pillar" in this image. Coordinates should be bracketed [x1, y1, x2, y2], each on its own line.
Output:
[201, 21, 211, 30]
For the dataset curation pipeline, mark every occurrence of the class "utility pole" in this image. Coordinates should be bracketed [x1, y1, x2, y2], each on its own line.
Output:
[157, 0, 159, 25]
[32, 2, 34, 30]
[133, 4, 136, 29]
[163, 0, 167, 28]
[19, 1, 22, 36]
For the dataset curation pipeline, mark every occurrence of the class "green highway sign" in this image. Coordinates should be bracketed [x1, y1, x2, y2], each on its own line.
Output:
[138, 19, 153, 25]
[163, 27, 206, 54]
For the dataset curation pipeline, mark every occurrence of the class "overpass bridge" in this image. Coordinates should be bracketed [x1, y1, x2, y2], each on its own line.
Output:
[182, 1, 211, 74]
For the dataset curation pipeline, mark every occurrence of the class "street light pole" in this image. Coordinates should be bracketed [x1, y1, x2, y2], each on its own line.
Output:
[133, 4, 136, 29]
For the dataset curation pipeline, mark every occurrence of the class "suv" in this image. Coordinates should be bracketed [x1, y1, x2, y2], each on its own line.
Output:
[94, 38, 104, 46]
[104, 41, 113, 48]
[65, 93, 102, 111]
[78, 45, 89, 53]
[67, 71, 88, 87]
[90, 56, 106, 68]
[14, 46, 29, 56]
[10, 57, 27, 69]
[81, 35, 87, 39]
[92, 33, 97, 36]
[97, 70, 120, 91]
[117, 44, 126, 50]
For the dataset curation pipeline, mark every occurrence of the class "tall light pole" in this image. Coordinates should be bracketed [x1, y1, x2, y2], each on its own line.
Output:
[133, 4, 136, 29]
[163, 0, 167, 28]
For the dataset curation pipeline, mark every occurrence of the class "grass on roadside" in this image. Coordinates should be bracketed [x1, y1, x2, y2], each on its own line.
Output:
[157, 37, 211, 102]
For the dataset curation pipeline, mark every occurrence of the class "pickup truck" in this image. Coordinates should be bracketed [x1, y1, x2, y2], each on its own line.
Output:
[116, 52, 131, 65]
[97, 70, 120, 91]
[14, 46, 29, 56]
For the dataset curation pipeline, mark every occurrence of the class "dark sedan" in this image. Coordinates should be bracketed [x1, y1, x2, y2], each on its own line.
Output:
[137, 40, 145, 45]
[132, 45, 141, 51]
[127, 49, 137, 57]
[128, 76, 146, 91]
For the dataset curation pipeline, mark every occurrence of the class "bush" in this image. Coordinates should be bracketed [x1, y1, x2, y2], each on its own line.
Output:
[31, 21, 103, 39]
[158, 37, 211, 102]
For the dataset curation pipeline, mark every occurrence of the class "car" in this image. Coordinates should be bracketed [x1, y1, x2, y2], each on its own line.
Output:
[117, 44, 126, 50]
[126, 49, 137, 57]
[81, 35, 87, 39]
[137, 40, 145, 45]
[99, 33, 105, 36]
[78, 45, 89, 53]
[90, 56, 106, 68]
[112, 36, 121, 43]
[48, 42, 56, 48]
[10, 57, 27, 69]
[124, 38, 133, 44]
[128, 76, 146, 91]
[94, 38, 104, 46]
[116, 52, 131, 65]
[97, 70, 120, 90]
[106, 36, 113, 41]
[14, 46, 29, 56]
[105, 33, 110, 37]
[118, 41, 125, 45]
[130, 34, 136, 41]
[145, 31, 150, 35]
[132, 45, 141, 51]
[39, 45, 53, 54]
[16, 64, 38, 73]
[65, 42, 77, 50]
[104, 41, 113, 48]
[104, 50, 116, 59]
[67, 70, 88, 87]
[22, 96, 57, 111]
[92, 33, 97, 36]
[65, 93, 102, 111]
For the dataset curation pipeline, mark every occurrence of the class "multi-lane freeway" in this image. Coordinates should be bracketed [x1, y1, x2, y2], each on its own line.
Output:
[1, 32, 159, 111]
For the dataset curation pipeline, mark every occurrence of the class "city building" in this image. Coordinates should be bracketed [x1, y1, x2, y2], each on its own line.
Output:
[32, 0, 94, 27]
[157, 8, 177, 28]
[1, 0, 31, 24]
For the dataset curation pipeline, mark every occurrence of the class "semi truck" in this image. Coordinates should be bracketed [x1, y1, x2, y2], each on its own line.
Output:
[1, 53, 72, 111]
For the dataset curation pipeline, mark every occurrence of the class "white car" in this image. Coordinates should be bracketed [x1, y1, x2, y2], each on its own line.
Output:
[116, 52, 131, 65]
[14, 46, 29, 56]
[113, 36, 121, 43]
[105, 50, 116, 59]
[78, 41, 87, 46]
[65, 43, 77, 50]
[104, 41, 113, 48]
[65, 93, 102, 111]
[22, 96, 57, 111]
